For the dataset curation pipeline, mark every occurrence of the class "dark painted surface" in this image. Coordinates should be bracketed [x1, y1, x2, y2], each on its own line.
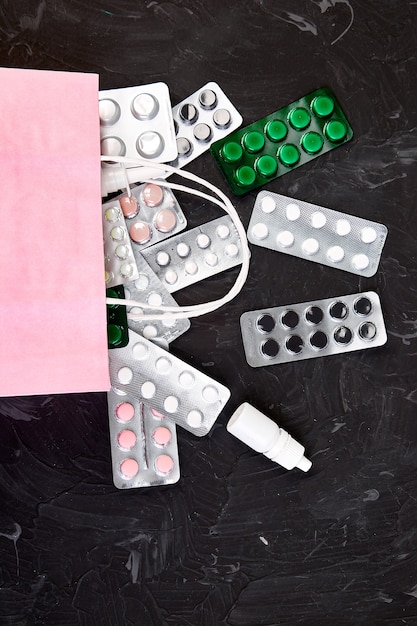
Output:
[1, 2, 417, 624]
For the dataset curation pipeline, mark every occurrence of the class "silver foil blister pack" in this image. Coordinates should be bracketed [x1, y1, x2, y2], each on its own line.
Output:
[117, 182, 187, 251]
[248, 191, 388, 277]
[141, 216, 244, 292]
[170, 82, 243, 169]
[99, 82, 177, 163]
[107, 390, 180, 489]
[240, 291, 387, 367]
[125, 252, 190, 343]
[108, 330, 231, 436]
[103, 202, 139, 288]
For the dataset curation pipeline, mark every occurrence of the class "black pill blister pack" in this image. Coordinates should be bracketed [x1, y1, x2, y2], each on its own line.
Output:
[240, 291, 387, 367]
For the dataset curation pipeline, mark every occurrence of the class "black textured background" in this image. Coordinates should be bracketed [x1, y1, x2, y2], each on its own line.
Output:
[1, 2, 417, 625]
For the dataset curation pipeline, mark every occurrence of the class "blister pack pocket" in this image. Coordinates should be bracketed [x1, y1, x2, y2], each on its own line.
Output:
[107, 391, 180, 489]
[141, 216, 244, 292]
[210, 86, 353, 195]
[125, 252, 190, 344]
[170, 82, 243, 170]
[103, 200, 138, 287]
[248, 191, 387, 277]
[240, 291, 387, 367]
[99, 82, 177, 163]
[107, 285, 129, 349]
[108, 330, 231, 436]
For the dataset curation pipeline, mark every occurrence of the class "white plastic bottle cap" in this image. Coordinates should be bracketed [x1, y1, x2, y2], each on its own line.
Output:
[226, 402, 312, 472]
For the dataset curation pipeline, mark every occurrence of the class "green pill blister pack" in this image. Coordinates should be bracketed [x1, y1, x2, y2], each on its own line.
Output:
[210, 87, 353, 195]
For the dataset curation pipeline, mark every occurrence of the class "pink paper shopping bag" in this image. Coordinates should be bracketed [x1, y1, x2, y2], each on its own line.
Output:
[0, 68, 110, 396]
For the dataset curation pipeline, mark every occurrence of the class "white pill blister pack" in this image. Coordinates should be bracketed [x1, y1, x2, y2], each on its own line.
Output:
[125, 252, 190, 343]
[141, 216, 244, 293]
[103, 201, 139, 288]
[240, 291, 387, 367]
[99, 82, 177, 163]
[116, 181, 187, 250]
[108, 330, 231, 436]
[170, 82, 243, 170]
[248, 191, 388, 278]
[107, 390, 180, 489]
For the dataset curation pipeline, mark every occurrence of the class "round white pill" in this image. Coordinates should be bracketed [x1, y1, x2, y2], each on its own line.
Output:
[165, 270, 178, 285]
[285, 203, 301, 221]
[216, 224, 230, 239]
[225, 243, 239, 257]
[251, 222, 269, 240]
[120, 262, 135, 277]
[147, 292, 163, 307]
[141, 381, 156, 399]
[327, 245, 345, 263]
[135, 274, 150, 291]
[352, 253, 370, 271]
[176, 242, 190, 258]
[197, 233, 210, 248]
[110, 226, 125, 241]
[276, 230, 294, 248]
[164, 395, 179, 413]
[187, 410, 203, 428]
[311, 211, 327, 228]
[117, 367, 133, 385]
[143, 325, 158, 339]
[179, 371, 195, 388]
[156, 251, 170, 266]
[205, 253, 218, 267]
[155, 357, 172, 374]
[336, 219, 351, 236]
[132, 341, 148, 360]
[302, 238, 319, 255]
[260, 195, 276, 213]
[360, 227, 377, 243]
[202, 385, 219, 403]
[185, 261, 198, 275]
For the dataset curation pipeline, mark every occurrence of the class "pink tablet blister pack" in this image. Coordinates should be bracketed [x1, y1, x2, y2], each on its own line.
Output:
[103, 200, 139, 288]
[125, 251, 190, 344]
[107, 390, 180, 489]
[118, 182, 187, 250]
[108, 329, 231, 436]
[141, 215, 244, 292]
[99, 82, 177, 163]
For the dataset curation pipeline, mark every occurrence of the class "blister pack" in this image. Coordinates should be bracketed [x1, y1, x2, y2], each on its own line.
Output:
[99, 82, 177, 163]
[117, 182, 187, 250]
[103, 200, 138, 288]
[107, 390, 180, 489]
[170, 82, 243, 170]
[210, 86, 353, 195]
[240, 291, 387, 367]
[108, 330, 231, 436]
[248, 191, 387, 277]
[125, 252, 191, 343]
[141, 216, 244, 293]
[107, 285, 129, 349]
